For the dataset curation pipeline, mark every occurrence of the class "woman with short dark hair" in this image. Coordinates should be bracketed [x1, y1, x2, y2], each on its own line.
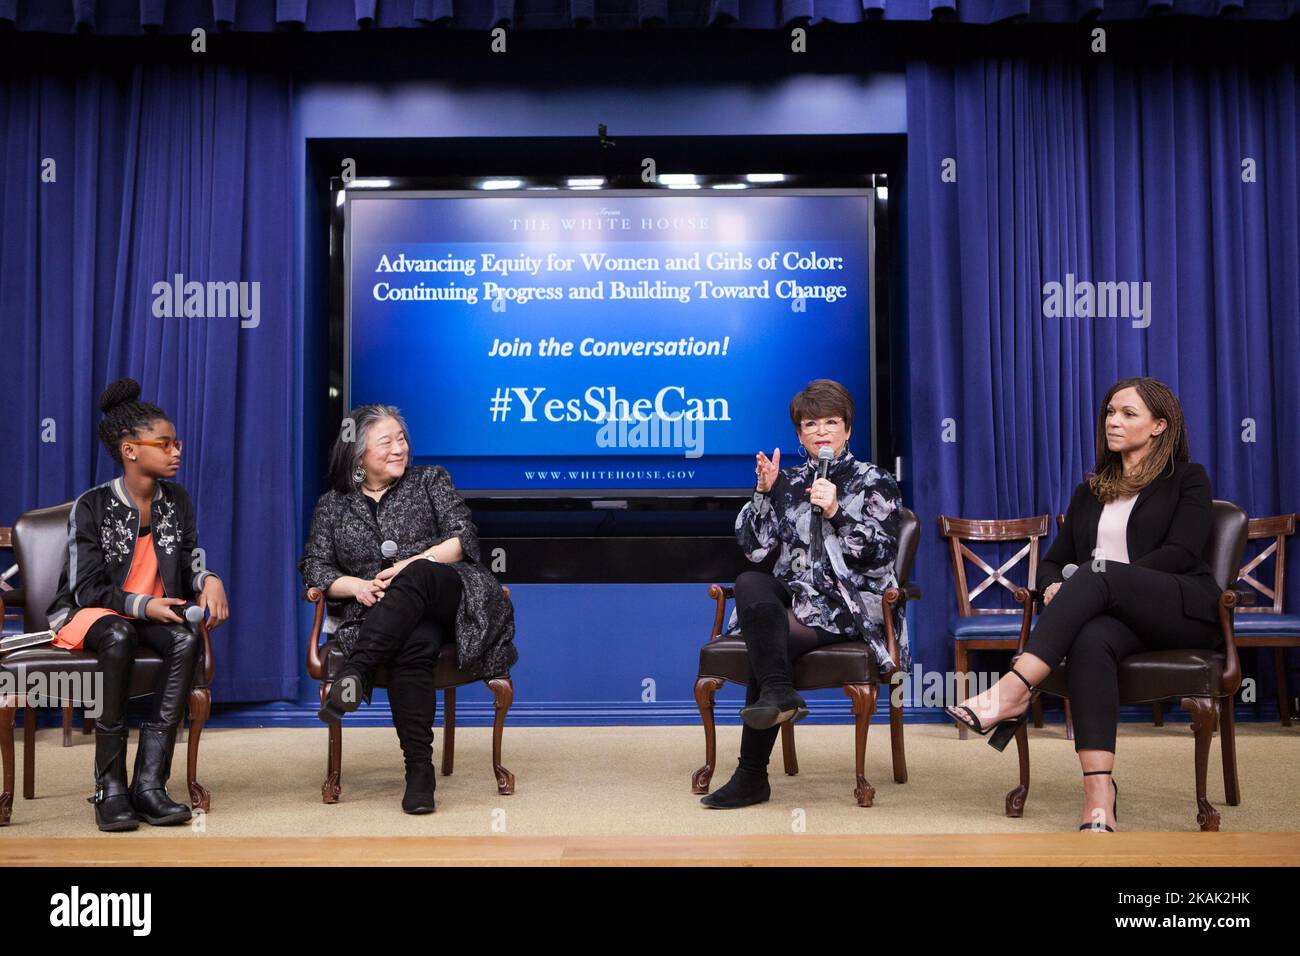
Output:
[299, 405, 516, 813]
[701, 379, 909, 809]
[946, 377, 1223, 832]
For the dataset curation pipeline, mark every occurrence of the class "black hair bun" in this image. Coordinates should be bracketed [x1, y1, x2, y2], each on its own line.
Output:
[99, 378, 142, 414]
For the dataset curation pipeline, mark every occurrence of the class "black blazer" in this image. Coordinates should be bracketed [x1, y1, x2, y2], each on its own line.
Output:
[1039, 460, 1221, 623]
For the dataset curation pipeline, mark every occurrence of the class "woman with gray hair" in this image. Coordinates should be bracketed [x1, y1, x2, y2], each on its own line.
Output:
[299, 405, 516, 813]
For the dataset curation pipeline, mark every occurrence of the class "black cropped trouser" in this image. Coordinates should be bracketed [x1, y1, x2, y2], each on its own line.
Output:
[1022, 562, 1221, 753]
[345, 559, 463, 767]
[732, 570, 851, 775]
[83, 615, 200, 729]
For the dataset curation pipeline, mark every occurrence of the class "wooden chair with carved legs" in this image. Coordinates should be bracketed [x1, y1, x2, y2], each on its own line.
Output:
[940, 514, 1071, 738]
[1232, 514, 1299, 727]
[0, 527, 97, 750]
[1001, 500, 1252, 831]
[0, 503, 213, 826]
[304, 585, 516, 803]
[692, 507, 920, 807]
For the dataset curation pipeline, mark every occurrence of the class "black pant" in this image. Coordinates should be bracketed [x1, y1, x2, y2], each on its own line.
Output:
[346, 560, 463, 767]
[84, 615, 200, 729]
[733, 571, 850, 775]
[1023, 562, 1221, 752]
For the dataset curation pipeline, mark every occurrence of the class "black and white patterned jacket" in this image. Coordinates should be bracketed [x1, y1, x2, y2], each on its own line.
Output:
[299, 464, 517, 679]
[726, 449, 910, 675]
[47, 478, 219, 632]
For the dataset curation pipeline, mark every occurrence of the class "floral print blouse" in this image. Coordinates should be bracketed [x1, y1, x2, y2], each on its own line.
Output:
[726, 449, 910, 675]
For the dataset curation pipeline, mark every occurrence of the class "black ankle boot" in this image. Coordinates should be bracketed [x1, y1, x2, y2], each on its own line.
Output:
[737, 604, 808, 730]
[88, 723, 139, 832]
[700, 767, 771, 809]
[129, 722, 191, 826]
[402, 762, 437, 814]
[318, 667, 366, 723]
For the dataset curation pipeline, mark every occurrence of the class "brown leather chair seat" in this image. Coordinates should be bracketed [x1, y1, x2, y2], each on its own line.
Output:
[320, 639, 482, 692]
[700, 637, 882, 690]
[1036, 648, 1227, 703]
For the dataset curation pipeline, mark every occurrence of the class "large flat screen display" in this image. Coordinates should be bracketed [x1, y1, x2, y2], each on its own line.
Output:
[345, 189, 875, 495]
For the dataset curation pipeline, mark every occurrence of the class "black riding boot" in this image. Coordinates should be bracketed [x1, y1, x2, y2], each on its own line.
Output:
[702, 674, 778, 808]
[88, 722, 139, 831]
[387, 669, 437, 814]
[130, 722, 191, 825]
[319, 666, 367, 723]
[737, 603, 808, 730]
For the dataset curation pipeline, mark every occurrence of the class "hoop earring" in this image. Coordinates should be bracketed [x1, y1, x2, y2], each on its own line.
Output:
[352, 466, 366, 485]
[798, 445, 808, 460]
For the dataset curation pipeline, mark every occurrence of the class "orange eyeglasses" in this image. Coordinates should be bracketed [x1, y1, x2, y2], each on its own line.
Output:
[127, 437, 184, 453]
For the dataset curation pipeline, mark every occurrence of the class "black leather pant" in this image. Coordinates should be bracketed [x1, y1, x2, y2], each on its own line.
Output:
[84, 615, 200, 728]
[1023, 562, 1221, 752]
[733, 571, 850, 775]
[346, 560, 463, 766]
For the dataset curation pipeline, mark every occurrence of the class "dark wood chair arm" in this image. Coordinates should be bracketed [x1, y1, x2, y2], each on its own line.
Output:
[1223, 585, 1256, 608]
[304, 587, 328, 681]
[0, 586, 24, 607]
[1013, 587, 1036, 653]
[1218, 586, 1252, 695]
[199, 621, 215, 685]
[708, 584, 735, 641]
[883, 583, 922, 608]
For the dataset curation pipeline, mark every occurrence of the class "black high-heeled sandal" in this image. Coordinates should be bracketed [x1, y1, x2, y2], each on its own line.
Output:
[944, 665, 1035, 752]
[1078, 769, 1119, 832]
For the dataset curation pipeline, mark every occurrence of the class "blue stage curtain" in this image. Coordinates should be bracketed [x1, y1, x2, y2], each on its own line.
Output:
[906, 48, 1300, 701]
[0, 60, 300, 702]
[0, 0, 1295, 32]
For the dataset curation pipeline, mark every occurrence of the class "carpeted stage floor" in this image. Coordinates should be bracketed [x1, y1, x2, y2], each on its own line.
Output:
[4, 722, 1297, 841]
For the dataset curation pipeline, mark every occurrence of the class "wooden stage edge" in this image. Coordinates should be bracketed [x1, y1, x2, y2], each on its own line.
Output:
[2, 833, 1298, 867]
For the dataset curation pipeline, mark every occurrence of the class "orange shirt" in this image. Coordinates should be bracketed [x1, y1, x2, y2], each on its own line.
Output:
[53, 530, 164, 650]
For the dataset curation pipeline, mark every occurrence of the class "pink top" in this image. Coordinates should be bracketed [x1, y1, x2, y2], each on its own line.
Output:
[53, 532, 163, 650]
[1094, 493, 1138, 564]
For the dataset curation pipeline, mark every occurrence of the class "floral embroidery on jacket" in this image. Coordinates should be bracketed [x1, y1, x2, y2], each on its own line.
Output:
[151, 502, 178, 556]
[99, 506, 134, 565]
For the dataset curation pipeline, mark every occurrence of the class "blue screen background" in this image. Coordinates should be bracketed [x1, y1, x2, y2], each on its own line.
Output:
[348, 192, 874, 491]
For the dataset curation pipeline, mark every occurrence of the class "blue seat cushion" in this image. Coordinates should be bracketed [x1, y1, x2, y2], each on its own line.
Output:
[1233, 613, 1300, 635]
[949, 614, 1026, 639]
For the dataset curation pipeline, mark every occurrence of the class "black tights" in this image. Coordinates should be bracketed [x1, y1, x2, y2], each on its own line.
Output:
[346, 560, 463, 767]
[83, 615, 200, 729]
[733, 571, 850, 776]
[1023, 562, 1221, 752]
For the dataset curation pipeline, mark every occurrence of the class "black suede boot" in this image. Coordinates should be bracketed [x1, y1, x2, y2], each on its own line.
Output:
[129, 722, 191, 825]
[737, 603, 808, 730]
[318, 666, 366, 724]
[700, 766, 771, 808]
[401, 762, 437, 814]
[388, 666, 437, 813]
[88, 722, 139, 832]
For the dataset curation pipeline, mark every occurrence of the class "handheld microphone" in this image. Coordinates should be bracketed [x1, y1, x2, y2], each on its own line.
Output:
[170, 603, 206, 626]
[812, 445, 834, 516]
[380, 539, 399, 570]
